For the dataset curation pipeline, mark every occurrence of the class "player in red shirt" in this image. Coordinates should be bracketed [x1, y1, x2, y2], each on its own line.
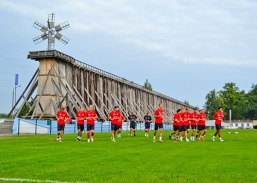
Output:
[212, 107, 224, 142]
[189, 108, 199, 141]
[153, 104, 164, 143]
[108, 106, 121, 142]
[169, 109, 182, 140]
[56, 107, 69, 142]
[76, 107, 86, 142]
[181, 107, 190, 142]
[117, 114, 125, 138]
[197, 109, 207, 141]
[85, 104, 98, 142]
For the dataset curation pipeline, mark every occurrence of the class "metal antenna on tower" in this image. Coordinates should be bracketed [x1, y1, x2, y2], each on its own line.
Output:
[33, 13, 70, 50]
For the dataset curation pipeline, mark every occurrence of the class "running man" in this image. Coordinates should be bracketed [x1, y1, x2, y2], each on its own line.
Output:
[128, 112, 138, 136]
[108, 106, 121, 142]
[56, 107, 69, 142]
[76, 107, 86, 142]
[85, 105, 98, 142]
[169, 109, 182, 140]
[212, 107, 225, 142]
[181, 107, 190, 142]
[117, 114, 125, 138]
[144, 112, 152, 137]
[190, 108, 199, 141]
[197, 109, 207, 141]
[153, 104, 164, 143]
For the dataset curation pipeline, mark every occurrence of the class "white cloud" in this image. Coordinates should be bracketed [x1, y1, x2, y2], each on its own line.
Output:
[1, 0, 257, 67]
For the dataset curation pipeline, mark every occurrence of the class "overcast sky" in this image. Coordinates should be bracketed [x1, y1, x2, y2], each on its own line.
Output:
[0, 0, 257, 113]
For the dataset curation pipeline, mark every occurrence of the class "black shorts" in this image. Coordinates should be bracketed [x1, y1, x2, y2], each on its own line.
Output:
[77, 124, 84, 131]
[111, 124, 118, 131]
[215, 124, 222, 130]
[154, 123, 163, 130]
[145, 122, 150, 129]
[191, 125, 197, 129]
[197, 125, 206, 131]
[130, 122, 136, 129]
[173, 126, 179, 131]
[118, 125, 122, 130]
[57, 124, 65, 131]
[87, 124, 95, 131]
[182, 125, 189, 131]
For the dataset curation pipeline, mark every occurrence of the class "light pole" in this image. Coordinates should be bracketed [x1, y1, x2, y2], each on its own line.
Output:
[12, 85, 21, 116]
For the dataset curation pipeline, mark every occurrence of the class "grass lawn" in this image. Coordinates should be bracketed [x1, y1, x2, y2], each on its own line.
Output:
[0, 129, 256, 183]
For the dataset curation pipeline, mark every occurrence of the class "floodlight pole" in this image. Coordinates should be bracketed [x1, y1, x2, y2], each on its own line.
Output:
[229, 109, 232, 128]
[14, 85, 21, 115]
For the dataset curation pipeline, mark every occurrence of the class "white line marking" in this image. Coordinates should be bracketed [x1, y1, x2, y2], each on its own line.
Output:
[0, 178, 86, 183]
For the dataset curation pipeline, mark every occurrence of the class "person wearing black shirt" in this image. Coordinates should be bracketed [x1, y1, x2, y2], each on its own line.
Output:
[128, 112, 138, 136]
[144, 112, 152, 137]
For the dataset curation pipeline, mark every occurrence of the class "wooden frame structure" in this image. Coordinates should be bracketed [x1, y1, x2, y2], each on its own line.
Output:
[9, 50, 194, 122]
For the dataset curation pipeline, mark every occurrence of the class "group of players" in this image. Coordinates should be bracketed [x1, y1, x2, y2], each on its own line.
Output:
[55, 103, 225, 143]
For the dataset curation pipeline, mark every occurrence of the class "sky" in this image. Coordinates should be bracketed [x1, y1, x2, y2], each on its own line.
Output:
[0, 0, 257, 113]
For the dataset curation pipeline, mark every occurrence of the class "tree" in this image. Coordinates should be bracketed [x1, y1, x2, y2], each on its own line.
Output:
[184, 100, 189, 105]
[204, 89, 224, 119]
[0, 113, 9, 118]
[220, 82, 246, 120]
[143, 79, 152, 91]
[244, 84, 257, 119]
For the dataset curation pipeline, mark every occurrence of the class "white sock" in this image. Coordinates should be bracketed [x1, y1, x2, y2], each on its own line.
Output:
[153, 136, 156, 139]
[160, 137, 162, 140]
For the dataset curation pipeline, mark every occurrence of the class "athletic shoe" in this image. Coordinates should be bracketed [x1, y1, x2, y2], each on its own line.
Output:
[201, 137, 205, 141]
[88, 139, 90, 143]
[56, 138, 59, 142]
[169, 135, 171, 139]
[91, 137, 94, 142]
[186, 138, 189, 142]
[111, 139, 116, 142]
[180, 137, 183, 142]
[59, 139, 62, 142]
[134, 133, 136, 136]
[212, 138, 215, 142]
[220, 139, 224, 142]
[171, 135, 175, 140]
[146, 134, 148, 137]
[153, 139, 156, 142]
[76, 138, 80, 142]
[159, 140, 164, 143]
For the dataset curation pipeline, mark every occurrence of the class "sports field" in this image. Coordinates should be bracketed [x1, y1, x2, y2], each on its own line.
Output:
[0, 129, 256, 183]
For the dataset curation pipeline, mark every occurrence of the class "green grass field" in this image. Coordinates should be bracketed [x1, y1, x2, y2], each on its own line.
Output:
[0, 129, 256, 183]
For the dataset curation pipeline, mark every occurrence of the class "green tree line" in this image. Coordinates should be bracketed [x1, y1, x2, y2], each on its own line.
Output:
[204, 82, 257, 120]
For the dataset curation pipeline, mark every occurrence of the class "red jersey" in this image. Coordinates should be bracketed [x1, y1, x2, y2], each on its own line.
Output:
[154, 109, 164, 124]
[56, 110, 68, 125]
[190, 112, 199, 126]
[76, 111, 86, 125]
[85, 110, 97, 125]
[198, 112, 206, 125]
[172, 113, 181, 126]
[181, 112, 190, 125]
[118, 115, 124, 126]
[213, 111, 224, 124]
[109, 110, 121, 124]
